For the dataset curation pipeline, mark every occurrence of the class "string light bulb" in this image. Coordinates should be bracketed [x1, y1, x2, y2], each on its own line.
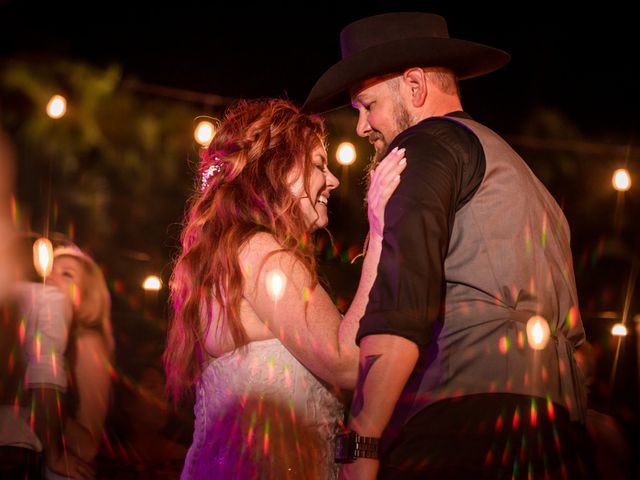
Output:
[142, 275, 162, 291]
[194, 120, 216, 147]
[33, 237, 54, 278]
[336, 142, 356, 166]
[612, 168, 631, 192]
[46, 95, 67, 119]
[611, 323, 628, 336]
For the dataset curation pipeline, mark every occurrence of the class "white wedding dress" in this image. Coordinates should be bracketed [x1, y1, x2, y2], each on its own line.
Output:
[181, 338, 343, 479]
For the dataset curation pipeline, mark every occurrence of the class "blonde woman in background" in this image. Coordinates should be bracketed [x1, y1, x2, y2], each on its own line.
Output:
[48, 245, 115, 472]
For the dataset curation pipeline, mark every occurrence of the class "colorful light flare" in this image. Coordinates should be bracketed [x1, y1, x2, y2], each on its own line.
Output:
[266, 269, 286, 301]
[526, 315, 550, 350]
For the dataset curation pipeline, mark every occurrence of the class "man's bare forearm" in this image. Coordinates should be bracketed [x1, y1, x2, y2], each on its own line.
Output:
[349, 334, 419, 436]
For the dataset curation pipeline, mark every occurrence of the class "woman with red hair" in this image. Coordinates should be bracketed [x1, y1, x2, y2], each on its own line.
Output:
[163, 98, 405, 479]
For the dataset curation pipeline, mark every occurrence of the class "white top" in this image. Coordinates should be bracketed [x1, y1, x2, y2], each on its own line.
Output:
[181, 338, 343, 479]
[14, 282, 72, 390]
[0, 282, 72, 451]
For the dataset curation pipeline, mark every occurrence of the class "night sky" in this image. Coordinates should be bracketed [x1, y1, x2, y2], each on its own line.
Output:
[2, 1, 638, 135]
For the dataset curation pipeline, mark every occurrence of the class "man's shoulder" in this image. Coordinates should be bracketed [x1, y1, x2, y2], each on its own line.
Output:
[392, 116, 481, 160]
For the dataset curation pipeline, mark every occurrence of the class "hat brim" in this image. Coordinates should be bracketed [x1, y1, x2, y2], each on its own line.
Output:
[54, 245, 95, 266]
[303, 37, 510, 113]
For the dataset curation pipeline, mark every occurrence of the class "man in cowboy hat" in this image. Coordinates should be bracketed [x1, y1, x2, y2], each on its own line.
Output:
[304, 12, 588, 479]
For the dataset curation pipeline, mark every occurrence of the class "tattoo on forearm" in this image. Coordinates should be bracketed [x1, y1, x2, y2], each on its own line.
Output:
[351, 354, 382, 417]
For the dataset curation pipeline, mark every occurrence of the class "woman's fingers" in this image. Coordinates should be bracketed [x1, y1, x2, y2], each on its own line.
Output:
[369, 147, 406, 203]
[367, 147, 407, 237]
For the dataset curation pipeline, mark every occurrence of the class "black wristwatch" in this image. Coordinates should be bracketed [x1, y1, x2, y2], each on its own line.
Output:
[334, 430, 380, 463]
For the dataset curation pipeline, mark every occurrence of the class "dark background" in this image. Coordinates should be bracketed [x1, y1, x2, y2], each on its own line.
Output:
[1, 1, 638, 477]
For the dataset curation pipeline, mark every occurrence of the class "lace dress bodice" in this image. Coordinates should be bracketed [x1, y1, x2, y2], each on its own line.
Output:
[181, 338, 343, 479]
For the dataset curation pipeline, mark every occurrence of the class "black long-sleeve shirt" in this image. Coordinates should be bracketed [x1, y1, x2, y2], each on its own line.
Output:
[356, 111, 485, 347]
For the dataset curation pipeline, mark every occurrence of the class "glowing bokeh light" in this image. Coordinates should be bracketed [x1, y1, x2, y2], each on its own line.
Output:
[526, 315, 550, 350]
[530, 397, 537, 427]
[512, 406, 521, 430]
[35, 332, 41, 362]
[540, 211, 548, 249]
[611, 323, 628, 336]
[19, 319, 25, 345]
[612, 168, 631, 191]
[194, 120, 215, 147]
[336, 142, 356, 166]
[302, 286, 312, 303]
[498, 336, 509, 354]
[46, 95, 67, 119]
[266, 269, 286, 301]
[546, 396, 555, 422]
[142, 275, 162, 291]
[565, 306, 579, 329]
[10, 195, 18, 226]
[51, 350, 57, 378]
[263, 418, 270, 455]
[33, 237, 54, 278]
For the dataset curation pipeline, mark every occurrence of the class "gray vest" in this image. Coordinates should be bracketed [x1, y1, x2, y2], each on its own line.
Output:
[409, 117, 587, 422]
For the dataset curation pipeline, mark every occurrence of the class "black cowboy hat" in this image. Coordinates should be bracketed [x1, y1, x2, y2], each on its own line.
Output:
[303, 12, 510, 113]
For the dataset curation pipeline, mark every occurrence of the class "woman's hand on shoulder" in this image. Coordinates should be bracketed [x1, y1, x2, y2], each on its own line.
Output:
[239, 232, 351, 387]
[367, 147, 406, 239]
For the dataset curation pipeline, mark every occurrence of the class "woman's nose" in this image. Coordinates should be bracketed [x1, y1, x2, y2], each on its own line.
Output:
[326, 169, 340, 190]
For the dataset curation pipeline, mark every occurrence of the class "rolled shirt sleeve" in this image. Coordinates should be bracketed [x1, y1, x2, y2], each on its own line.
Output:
[357, 115, 484, 347]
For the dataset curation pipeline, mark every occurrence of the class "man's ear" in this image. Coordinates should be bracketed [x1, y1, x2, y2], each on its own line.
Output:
[403, 68, 427, 107]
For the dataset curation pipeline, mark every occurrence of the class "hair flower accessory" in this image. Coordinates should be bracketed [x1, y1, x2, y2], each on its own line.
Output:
[201, 158, 224, 191]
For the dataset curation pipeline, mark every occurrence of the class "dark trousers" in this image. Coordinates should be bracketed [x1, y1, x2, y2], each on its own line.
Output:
[0, 446, 43, 479]
[378, 394, 588, 480]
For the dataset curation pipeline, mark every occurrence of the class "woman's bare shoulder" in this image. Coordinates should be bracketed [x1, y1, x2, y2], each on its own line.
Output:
[239, 232, 281, 258]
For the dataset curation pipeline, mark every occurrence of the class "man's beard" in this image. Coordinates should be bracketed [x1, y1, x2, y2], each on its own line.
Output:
[364, 100, 414, 205]
[367, 100, 413, 174]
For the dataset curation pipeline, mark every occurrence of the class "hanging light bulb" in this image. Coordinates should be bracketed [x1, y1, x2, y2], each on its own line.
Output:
[336, 142, 356, 166]
[611, 323, 628, 336]
[46, 95, 67, 119]
[142, 275, 163, 291]
[194, 120, 216, 147]
[612, 168, 631, 192]
[33, 237, 54, 278]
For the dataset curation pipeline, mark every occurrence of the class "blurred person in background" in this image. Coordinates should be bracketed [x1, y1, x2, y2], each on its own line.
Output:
[574, 341, 630, 479]
[0, 129, 16, 301]
[0, 237, 94, 479]
[48, 245, 115, 471]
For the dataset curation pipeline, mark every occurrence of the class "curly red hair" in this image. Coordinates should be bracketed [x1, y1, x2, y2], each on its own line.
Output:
[164, 98, 327, 403]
